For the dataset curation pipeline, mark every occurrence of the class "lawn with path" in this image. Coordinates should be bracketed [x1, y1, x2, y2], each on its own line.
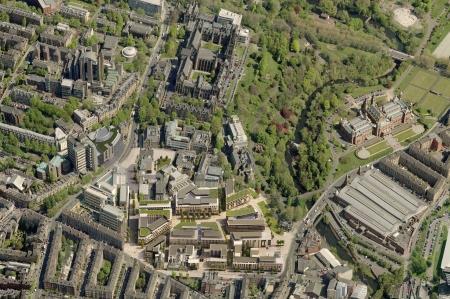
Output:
[366, 140, 391, 155]
[394, 128, 418, 143]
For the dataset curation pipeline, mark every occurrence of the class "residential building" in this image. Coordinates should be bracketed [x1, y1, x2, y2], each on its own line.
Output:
[60, 4, 90, 23]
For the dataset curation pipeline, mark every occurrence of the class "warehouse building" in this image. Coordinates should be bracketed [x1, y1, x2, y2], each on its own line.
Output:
[441, 225, 450, 285]
[335, 169, 427, 253]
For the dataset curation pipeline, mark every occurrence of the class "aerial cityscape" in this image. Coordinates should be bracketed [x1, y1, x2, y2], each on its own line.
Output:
[1, 0, 450, 298]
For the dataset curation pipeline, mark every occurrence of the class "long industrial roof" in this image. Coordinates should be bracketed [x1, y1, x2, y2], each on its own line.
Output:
[337, 169, 427, 237]
[441, 225, 450, 271]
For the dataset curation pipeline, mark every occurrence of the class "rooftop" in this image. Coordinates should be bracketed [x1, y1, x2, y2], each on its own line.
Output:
[336, 169, 427, 237]
[442, 225, 450, 271]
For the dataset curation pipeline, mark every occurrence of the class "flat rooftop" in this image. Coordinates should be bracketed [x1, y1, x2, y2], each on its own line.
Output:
[336, 169, 427, 237]
[138, 0, 162, 5]
[441, 225, 450, 271]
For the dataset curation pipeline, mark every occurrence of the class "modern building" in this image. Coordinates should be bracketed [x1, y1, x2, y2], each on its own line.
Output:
[138, 216, 170, 245]
[128, 0, 162, 16]
[175, 187, 220, 216]
[68, 137, 87, 173]
[99, 204, 124, 232]
[83, 186, 109, 211]
[225, 115, 248, 149]
[164, 120, 193, 150]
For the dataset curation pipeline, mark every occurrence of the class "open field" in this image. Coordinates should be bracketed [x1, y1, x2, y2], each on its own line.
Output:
[417, 93, 450, 117]
[334, 148, 394, 179]
[410, 69, 439, 90]
[397, 66, 450, 118]
[350, 85, 384, 98]
[402, 85, 428, 103]
[432, 77, 450, 97]
[366, 141, 390, 155]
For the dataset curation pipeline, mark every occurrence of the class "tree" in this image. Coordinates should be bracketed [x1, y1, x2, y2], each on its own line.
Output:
[318, 0, 337, 16]
[410, 250, 427, 276]
[0, 11, 9, 22]
[291, 38, 301, 53]
[259, 51, 271, 77]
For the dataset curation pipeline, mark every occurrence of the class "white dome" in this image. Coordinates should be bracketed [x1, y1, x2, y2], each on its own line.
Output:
[122, 46, 137, 58]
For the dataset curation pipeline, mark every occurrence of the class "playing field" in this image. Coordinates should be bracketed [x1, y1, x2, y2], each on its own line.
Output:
[397, 66, 450, 118]
[417, 93, 450, 117]
[402, 84, 428, 103]
[432, 77, 450, 97]
[410, 69, 439, 90]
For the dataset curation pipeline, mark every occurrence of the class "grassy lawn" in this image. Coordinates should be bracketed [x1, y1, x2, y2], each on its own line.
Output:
[401, 85, 428, 103]
[68, 0, 98, 12]
[432, 77, 450, 97]
[191, 70, 212, 82]
[418, 117, 437, 130]
[174, 221, 196, 229]
[139, 200, 170, 206]
[350, 85, 384, 98]
[235, 44, 246, 59]
[198, 221, 220, 231]
[398, 67, 419, 91]
[226, 188, 257, 203]
[410, 69, 439, 90]
[139, 227, 151, 237]
[334, 148, 393, 179]
[366, 140, 390, 155]
[202, 41, 222, 53]
[226, 205, 256, 217]
[257, 201, 281, 234]
[429, 18, 450, 52]
[432, 0, 449, 18]
[400, 133, 424, 147]
[375, 95, 388, 105]
[394, 128, 417, 143]
[139, 209, 170, 218]
[417, 93, 450, 117]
